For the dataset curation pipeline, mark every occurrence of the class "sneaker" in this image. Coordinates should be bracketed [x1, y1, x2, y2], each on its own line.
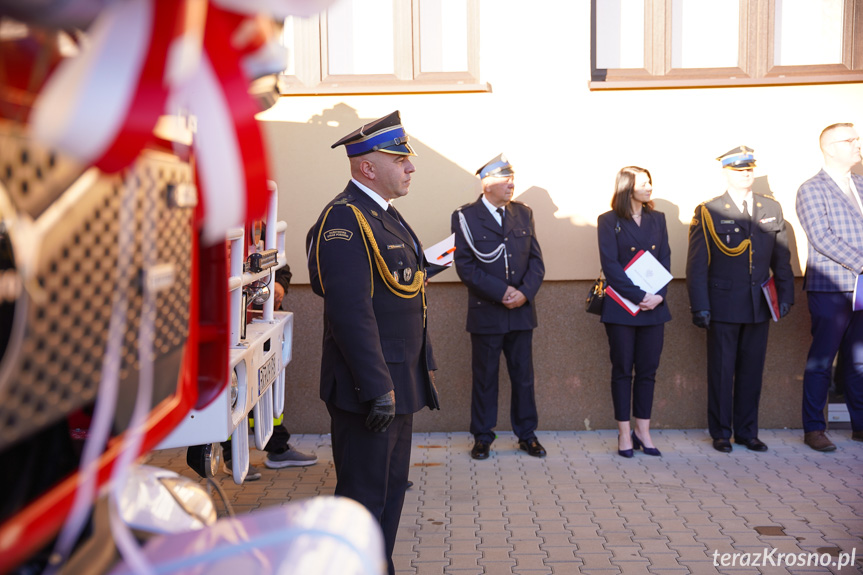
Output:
[222, 460, 263, 481]
[264, 447, 317, 469]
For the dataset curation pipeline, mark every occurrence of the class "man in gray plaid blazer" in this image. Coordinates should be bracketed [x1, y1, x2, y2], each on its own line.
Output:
[795, 122, 863, 452]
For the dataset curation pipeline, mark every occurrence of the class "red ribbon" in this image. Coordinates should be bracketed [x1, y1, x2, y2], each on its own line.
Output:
[92, 0, 179, 173]
[197, 4, 269, 228]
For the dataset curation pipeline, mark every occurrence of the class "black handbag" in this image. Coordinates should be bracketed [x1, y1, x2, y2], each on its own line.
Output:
[585, 272, 606, 315]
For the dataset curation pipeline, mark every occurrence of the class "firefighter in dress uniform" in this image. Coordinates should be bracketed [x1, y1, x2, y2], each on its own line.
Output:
[686, 146, 794, 453]
[450, 154, 546, 460]
[306, 111, 440, 575]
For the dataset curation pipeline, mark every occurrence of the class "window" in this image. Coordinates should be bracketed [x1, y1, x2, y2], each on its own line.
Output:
[591, 0, 863, 89]
[279, 0, 487, 95]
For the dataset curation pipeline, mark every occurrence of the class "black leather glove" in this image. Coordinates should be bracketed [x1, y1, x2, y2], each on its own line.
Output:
[692, 310, 711, 329]
[365, 390, 396, 433]
[779, 302, 791, 318]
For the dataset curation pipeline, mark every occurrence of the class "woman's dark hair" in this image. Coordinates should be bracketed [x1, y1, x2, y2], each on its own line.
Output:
[611, 166, 654, 220]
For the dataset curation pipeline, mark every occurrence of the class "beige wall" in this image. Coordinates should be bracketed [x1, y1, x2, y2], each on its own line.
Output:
[261, 1, 863, 284]
[262, 1, 859, 432]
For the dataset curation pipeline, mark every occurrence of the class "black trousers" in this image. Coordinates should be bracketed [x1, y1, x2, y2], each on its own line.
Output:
[327, 403, 412, 575]
[604, 323, 665, 421]
[707, 320, 769, 441]
[470, 330, 538, 443]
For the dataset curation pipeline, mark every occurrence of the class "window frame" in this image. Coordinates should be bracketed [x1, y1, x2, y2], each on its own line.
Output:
[590, 0, 863, 90]
[278, 0, 488, 96]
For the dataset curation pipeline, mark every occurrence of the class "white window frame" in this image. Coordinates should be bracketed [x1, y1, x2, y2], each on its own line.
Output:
[590, 0, 863, 90]
[279, 0, 489, 96]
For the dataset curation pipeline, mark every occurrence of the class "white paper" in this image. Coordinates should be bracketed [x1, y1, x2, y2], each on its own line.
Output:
[625, 250, 673, 294]
[424, 233, 455, 267]
[854, 274, 863, 312]
[607, 251, 673, 316]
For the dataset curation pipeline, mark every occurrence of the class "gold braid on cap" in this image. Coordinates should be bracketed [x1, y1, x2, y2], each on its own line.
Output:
[698, 204, 753, 272]
[315, 203, 427, 324]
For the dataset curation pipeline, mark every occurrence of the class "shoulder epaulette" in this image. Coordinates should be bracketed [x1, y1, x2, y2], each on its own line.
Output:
[754, 191, 777, 201]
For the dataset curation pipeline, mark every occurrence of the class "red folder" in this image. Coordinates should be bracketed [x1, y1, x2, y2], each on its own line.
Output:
[605, 250, 646, 316]
[761, 276, 780, 322]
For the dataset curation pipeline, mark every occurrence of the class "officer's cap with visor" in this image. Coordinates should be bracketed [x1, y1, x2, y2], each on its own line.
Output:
[331, 110, 416, 157]
[716, 146, 756, 170]
[476, 153, 515, 179]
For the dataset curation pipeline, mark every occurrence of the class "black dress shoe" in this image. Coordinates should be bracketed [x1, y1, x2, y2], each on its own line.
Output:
[736, 437, 768, 452]
[713, 438, 732, 453]
[470, 441, 491, 460]
[518, 439, 547, 458]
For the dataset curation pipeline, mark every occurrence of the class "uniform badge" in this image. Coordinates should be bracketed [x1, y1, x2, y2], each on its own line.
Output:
[760, 216, 776, 224]
[393, 270, 400, 282]
[404, 267, 413, 282]
[387, 243, 405, 250]
[324, 229, 353, 241]
[370, 209, 379, 217]
[720, 220, 735, 224]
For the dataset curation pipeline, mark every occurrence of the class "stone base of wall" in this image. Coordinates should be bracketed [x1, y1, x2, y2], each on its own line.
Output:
[281, 279, 810, 434]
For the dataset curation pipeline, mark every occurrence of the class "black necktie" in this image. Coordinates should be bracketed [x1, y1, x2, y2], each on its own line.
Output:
[496, 207, 504, 227]
[388, 206, 416, 251]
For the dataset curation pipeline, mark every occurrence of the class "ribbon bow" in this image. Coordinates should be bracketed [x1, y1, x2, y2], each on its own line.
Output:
[29, 0, 333, 244]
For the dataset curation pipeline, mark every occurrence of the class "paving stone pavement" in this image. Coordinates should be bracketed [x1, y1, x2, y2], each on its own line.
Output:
[144, 429, 863, 574]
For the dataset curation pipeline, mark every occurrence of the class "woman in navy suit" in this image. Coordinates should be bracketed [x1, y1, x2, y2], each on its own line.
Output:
[597, 166, 671, 457]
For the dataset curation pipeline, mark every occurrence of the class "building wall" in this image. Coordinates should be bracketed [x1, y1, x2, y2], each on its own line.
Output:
[263, 1, 857, 432]
[261, 1, 863, 285]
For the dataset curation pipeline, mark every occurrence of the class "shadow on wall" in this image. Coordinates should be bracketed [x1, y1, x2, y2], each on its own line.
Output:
[273, 118, 811, 433]
[266, 104, 805, 284]
[265, 103, 479, 284]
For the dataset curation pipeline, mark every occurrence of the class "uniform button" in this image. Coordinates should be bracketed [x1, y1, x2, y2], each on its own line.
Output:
[651, 245, 656, 250]
[630, 247, 636, 251]
[398, 260, 403, 266]
[504, 238, 508, 242]
[734, 228, 740, 232]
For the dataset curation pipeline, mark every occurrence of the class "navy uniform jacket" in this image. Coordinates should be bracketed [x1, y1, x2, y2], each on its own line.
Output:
[306, 181, 440, 415]
[450, 196, 545, 334]
[686, 191, 794, 323]
[597, 209, 672, 326]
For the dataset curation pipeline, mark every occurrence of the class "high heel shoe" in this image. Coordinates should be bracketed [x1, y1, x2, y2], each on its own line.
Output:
[617, 435, 633, 458]
[632, 431, 661, 457]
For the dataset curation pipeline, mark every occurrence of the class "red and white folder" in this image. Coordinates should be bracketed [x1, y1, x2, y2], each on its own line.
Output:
[605, 250, 673, 317]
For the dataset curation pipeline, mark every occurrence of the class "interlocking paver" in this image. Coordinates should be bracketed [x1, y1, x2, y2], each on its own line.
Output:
[142, 430, 863, 575]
